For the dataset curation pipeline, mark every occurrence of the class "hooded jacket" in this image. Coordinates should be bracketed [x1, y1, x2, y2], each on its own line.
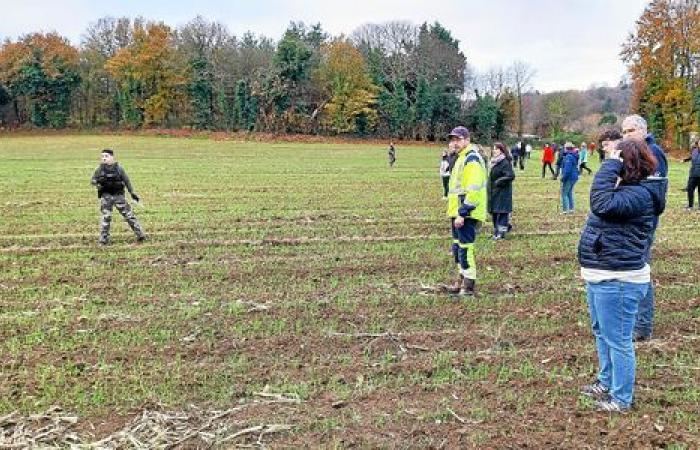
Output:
[560, 149, 579, 183]
[685, 148, 700, 178]
[578, 159, 668, 271]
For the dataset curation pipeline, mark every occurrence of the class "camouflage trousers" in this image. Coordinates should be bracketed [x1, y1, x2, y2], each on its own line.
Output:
[99, 193, 144, 242]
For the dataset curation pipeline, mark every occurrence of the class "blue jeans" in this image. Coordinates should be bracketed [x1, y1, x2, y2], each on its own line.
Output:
[587, 280, 649, 407]
[635, 225, 657, 338]
[561, 179, 576, 211]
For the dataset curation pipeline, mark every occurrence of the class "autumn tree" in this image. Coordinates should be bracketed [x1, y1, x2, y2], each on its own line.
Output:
[0, 33, 80, 127]
[106, 21, 187, 127]
[315, 40, 378, 133]
[622, 0, 700, 149]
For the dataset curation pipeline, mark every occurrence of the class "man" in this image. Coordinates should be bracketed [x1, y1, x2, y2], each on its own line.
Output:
[621, 114, 668, 341]
[445, 126, 487, 296]
[388, 141, 396, 168]
[91, 149, 147, 245]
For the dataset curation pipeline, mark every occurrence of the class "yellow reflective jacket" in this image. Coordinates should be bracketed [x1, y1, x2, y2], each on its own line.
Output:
[446, 145, 487, 221]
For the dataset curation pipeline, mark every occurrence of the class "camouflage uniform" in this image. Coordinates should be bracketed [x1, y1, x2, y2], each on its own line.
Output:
[99, 193, 145, 243]
[91, 163, 145, 244]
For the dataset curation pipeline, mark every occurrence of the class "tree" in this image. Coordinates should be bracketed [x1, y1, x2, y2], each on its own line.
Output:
[315, 40, 378, 133]
[106, 22, 187, 127]
[509, 61, 536, 137]
[0, 33, 80, 127]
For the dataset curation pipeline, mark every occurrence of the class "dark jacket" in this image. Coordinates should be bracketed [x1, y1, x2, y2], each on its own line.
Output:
[578, 159, 668, 271]
[645, 134, 668, 177]
[684, 148, 700, 178]
[560, 150, 579, 183]
[487, 157, 515, 213]
[91, 163, 134, 196]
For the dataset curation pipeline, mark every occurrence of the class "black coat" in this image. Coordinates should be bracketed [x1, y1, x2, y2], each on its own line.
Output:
[487, 158, 515, 213]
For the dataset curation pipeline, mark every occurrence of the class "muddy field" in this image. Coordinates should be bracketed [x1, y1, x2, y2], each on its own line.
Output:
[1, 136, 698, 448]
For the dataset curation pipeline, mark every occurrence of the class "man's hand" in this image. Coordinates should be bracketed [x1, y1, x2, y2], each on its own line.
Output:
[131, 193, 140, 202]
[454, 216, 465, 228]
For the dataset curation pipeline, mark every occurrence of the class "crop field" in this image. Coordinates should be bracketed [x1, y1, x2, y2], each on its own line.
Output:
[1, 135, 699, 448]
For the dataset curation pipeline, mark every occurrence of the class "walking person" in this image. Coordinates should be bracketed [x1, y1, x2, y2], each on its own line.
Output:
[443, 126, 487, 297]
[440, 150, 451, 199]
[578, 137, 667, 412]
[541, 142, 556, 178]
[518, 141, 526, 170]
[621, 114, 668, 342]
[525, 142, 532, 160]
[511, 142, 521, 169]
[560, 142, 579, 213]
[683, 140, 700, 210]
[488, 143, 515, 240]
[388, 141, 396, 168]
[91, 149, 147, 245]
[553, 143, 564, 180]
[579, 142, 593, 175]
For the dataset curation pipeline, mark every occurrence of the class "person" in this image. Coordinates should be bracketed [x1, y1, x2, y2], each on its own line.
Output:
[590, 142, 602, 162]
[388, 141, 396, 168]
[525, 142, 532, 160]
[444, 126, 487, 296]
[579, 142, 592, 175]
[541, 142, 556, 178]
[554, 142, 565, 180]
[518, 141, 526, 170]
[488, 143, 515, 240]
[621, 114, 668, 342]
[90, 149, 147, 245]
[683, 140, 700, 210]
[511, 142, 521, 169]
[560, 142, 579, 213]
[440, 150, 451, 199]
[578, 137, 667, 412]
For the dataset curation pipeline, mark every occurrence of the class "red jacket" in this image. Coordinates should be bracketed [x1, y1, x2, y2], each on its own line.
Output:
[542, 146, 554, 163]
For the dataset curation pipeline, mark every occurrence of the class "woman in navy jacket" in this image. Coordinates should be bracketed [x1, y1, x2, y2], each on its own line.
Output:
[578, 137, 667, 412]
[487, 143, 515, 240]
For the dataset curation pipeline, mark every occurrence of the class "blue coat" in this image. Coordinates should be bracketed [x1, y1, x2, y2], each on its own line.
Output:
[578, 159, 668, 271]
[560, 151, 579, 183]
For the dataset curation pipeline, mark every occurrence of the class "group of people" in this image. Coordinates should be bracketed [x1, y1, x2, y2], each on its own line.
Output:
[437, 114, 673, 413]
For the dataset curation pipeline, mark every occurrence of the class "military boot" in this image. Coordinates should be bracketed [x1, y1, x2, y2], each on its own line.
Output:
[459, 278, 476, 296]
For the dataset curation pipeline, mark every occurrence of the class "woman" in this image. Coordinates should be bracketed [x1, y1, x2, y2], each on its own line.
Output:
[560, 142, 579, 213]
[683, 141, 700, 210]
[579, 142, 592, 174]
[439, 150, 451, 199]
[578, 137, 667, 412]
[487, 143, 515, 240]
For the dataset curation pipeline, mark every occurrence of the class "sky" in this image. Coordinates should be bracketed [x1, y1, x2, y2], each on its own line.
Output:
[0, 0, 650, 93]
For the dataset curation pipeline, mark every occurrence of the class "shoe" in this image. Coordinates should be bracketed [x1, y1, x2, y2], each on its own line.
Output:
[685, 207, 693, 211]
[581, 380, 610, 400]
[459, 278, 475, 296]
[633, 332, 652, 342]
[595, 399, 630, 413]
[492, 234, 503, 241]
[136, 235, 148, 243]
[507, 224, 513, 232]
[98, 238, 109, 246]
[442, 196, 447, 200]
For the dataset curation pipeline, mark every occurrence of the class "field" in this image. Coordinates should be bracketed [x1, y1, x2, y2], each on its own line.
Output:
[1, 135, 699, 448]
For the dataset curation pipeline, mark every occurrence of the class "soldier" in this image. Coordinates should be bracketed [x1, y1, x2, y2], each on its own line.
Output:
[90, 149, 147, 245]
[388, 141, 396, 168]
[444, 126, 487, 296]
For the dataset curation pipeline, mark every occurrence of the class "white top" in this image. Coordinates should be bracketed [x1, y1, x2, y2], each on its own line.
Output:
[526, 144, 532, 153]
[581, 264, 650, 284]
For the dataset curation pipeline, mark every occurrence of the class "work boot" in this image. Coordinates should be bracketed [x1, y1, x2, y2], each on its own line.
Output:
[443, 274, 463, 294]
[459, 278, 476, 296]
[136, 234, 148, 243]
[98, 237, 109, 246]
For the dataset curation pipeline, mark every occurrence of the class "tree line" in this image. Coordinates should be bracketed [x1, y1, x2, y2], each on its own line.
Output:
[0, 17, 543, 141]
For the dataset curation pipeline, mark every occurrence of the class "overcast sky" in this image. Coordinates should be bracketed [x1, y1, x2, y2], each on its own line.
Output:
[0, 0, 650, 93]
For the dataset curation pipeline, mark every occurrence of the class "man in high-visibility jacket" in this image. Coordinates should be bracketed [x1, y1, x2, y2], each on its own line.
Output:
[445, 126, 487, 296]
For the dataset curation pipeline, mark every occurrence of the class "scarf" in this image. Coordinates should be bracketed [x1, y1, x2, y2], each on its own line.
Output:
[490, 153, 506, 169]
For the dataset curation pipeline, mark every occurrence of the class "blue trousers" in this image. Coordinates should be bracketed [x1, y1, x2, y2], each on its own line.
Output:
[561, 179, 576, 211]
[587, 280, 649, 407]
[451, 218, 478, 280]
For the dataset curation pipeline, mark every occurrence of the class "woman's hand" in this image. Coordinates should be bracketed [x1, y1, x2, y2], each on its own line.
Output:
[454, 217, 465, 228]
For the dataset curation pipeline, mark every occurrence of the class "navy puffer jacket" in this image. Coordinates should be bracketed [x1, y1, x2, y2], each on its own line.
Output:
[578, 159, 668, 271]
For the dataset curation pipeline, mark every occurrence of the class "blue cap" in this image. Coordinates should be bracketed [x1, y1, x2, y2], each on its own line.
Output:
[448, 126, 470, 139]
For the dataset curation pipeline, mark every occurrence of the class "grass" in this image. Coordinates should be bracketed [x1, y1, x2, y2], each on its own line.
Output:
[1, 135, 698, 447]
